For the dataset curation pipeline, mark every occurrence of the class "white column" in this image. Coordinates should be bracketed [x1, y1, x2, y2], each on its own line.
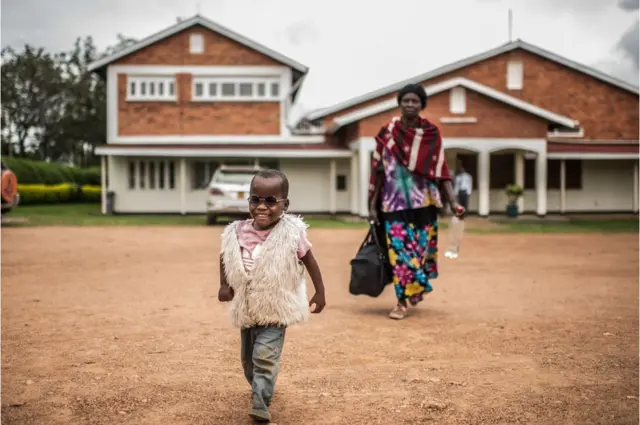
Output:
[180, 158, 187, 215]
[559, 159, 567, 214]
[350, 152, 359, 215]
[328, 159, 337, 215]
[633, 161, 639, 213]
[358, 144, 371, 217]
[100, 156, 107, 215]
[514, 152, 525, 212]
[477, 150, 490, 216]
[535, 150, 547, 216]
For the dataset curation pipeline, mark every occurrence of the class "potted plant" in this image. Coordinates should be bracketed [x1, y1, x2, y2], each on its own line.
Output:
[505, 184, 524, 218]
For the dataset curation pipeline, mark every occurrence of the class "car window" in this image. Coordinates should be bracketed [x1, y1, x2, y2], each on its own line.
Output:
[215, 171, 255, 185]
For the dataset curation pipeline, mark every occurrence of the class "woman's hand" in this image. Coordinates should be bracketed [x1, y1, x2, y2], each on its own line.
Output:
[450, 202, 465, 218]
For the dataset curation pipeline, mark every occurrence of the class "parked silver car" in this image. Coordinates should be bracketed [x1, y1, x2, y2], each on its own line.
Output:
[205, 165, 261, 225]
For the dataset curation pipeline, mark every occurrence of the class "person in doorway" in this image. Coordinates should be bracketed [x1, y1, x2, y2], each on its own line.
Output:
[369, 83, 464, 320]
[454, 160, 472, 215]
[218, 169, 326, 423]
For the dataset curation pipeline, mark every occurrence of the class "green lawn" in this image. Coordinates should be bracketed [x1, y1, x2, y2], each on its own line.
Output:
[478, 218, 639, 234]
[3, 204, 638, 233]
[2, 204, 368, 228]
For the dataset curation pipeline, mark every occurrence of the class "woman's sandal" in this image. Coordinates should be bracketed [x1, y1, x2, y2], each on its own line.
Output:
[389, 304, 408, 320]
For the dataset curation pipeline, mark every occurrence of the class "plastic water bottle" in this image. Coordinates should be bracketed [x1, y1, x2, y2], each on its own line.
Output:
[444, 210, 465, 259]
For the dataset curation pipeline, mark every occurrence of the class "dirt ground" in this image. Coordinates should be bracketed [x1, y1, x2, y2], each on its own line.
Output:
[2, 226, 638, 425]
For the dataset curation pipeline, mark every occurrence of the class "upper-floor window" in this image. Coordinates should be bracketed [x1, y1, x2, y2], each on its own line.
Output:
[190, 33, 204, 54]
[127, 76, 177, 101]
[506, 60, 523, 90]
[192, 77, 281, 101]
[449, 87, 466, 114]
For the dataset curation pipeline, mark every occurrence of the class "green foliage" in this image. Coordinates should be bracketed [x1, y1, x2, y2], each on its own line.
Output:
[4, 158, 100, 185]
[1, 34, 136, 165]
[505, 184, 524, 205]
[18, 184, 101, 205]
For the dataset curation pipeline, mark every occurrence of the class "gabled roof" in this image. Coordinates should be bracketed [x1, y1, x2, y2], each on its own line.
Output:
[330, 77, 579, 131]
[306, 39, 639, 122]
[87, 14, 308, 74]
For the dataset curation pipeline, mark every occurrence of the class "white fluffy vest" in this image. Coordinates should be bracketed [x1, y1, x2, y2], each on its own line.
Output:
[221, 214, 310, 329]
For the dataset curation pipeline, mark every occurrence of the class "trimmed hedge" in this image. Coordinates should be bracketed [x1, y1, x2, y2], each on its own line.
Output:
[3, 158, 100, 186]
[18, 184, 102, 205]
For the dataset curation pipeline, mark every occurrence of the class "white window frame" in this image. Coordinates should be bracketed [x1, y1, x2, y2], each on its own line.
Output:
[127, 76, 177, 102]
[449, 87, 466, 114]
[189, 33, 205, 54]
[127, 160, 176, 190]
[191, 76, 281, 102]
[507, 60, 523, 90]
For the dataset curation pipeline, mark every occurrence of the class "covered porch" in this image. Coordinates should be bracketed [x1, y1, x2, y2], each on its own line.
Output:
[351, 137, 549, 217]
[95, 144, 354, 215]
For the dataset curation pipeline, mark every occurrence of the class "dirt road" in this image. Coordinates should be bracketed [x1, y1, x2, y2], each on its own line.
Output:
[2, 227, 638, 424]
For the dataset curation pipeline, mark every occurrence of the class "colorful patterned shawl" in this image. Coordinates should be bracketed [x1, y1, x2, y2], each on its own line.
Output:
[368, 116, 451, 203]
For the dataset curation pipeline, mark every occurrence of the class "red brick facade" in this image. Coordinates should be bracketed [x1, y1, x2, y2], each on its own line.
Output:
[113, 25, 286, 137]
[358, 91, 549, 139]
[114, 25, 281, 67]
[322, 49, 639, 143]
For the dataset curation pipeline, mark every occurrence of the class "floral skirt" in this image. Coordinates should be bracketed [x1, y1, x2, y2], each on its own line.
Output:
[382, 206, 439, 306]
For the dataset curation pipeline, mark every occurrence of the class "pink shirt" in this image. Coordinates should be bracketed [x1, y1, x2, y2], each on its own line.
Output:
[235, 219, 312, 272]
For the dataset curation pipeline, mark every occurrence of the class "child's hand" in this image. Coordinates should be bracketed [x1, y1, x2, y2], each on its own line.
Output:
[309, 291, 326, 314]
[218, 285, 234, 302]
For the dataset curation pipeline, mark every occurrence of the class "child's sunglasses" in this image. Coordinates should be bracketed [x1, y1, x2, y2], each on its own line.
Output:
[248, 195, 286, 208]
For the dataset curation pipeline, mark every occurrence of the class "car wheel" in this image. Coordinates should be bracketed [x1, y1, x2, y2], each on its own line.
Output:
[206, 214, 217, 226]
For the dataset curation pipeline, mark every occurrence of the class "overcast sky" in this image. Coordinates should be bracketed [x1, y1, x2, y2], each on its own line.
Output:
[2, 0, 638, 122]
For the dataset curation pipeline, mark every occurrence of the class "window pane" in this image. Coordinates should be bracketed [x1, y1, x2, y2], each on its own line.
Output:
[139, 161, 146, 189]
[128, 161, 136, 189]
[158, 82, 164, 96]
[221, 83, 235, 96]
[239, 82, 253, 97]
[193, 162, 207, 189]
[257, 83, 266, 97]
[149, 162, 156, 189]
[258, 159, 279, 170]
[140, 82, 147, 95]
[159, 161, 166, 189]
[208, 83, 217, 97]
[336, 175, 347, 191]
[169, 82, 175, 96]
[168, 161, 175, 189]
[149, 82, 155, 96]
[195, 82, 204, 97]
[129, 82, 136, 96]
[270, 82, 280, 97]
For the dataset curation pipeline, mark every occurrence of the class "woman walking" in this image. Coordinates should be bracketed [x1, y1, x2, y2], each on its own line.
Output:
[369, 83, 464, 320]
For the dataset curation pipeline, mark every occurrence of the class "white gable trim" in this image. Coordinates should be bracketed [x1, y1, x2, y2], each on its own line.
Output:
[331, 77, 579, 130]
[88, 15, 308, 74]
[305, 39, 638, 121]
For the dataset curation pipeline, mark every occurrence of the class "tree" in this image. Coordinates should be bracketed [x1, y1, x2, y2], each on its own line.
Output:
[1, 34, 137, 165]
[0, 46, 64, 158]
[57, 36, 107, 166]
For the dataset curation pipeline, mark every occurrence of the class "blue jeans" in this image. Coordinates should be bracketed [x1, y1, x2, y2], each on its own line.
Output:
[241, 326, 286, 416]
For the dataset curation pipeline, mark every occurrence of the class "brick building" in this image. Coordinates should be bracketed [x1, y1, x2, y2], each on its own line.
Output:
[92, 15, 639, 216]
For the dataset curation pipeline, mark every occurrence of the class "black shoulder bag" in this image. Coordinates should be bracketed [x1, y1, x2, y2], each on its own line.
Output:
[348, 221, 393, 297]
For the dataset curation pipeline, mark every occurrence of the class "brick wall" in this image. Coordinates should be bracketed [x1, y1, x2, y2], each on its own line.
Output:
[358, 90, 548, 139]
[322, 49, 639, 141]
[113, 25, 284, 136]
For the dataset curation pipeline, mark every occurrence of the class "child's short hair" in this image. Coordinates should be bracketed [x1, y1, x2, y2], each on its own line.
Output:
[251, 169, 289, 197]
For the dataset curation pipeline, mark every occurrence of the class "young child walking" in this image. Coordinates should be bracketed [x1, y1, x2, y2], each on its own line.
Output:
[218, 169, 326, 423]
